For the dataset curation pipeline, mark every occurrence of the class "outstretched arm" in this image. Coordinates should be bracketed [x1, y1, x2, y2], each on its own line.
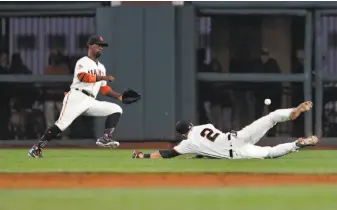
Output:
[100, 85, 122, 101]
[133, 139, 195, 159]
[132, 149, 181, 159]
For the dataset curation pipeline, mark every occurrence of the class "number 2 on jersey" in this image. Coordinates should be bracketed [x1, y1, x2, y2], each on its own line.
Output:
[200, 128, 220, 142]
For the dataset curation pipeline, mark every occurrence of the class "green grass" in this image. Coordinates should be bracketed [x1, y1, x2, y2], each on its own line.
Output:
[1, 149, 335, 210]
[0, 149, 336, 173]
[0, 186, 336, 210]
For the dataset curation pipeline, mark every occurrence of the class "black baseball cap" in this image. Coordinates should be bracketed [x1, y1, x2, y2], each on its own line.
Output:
[175, 120, 193, 135]
[87, 35, 108, 47]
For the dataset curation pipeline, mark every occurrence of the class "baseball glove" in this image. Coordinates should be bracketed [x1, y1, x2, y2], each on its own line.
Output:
[121, 88, 141, 104]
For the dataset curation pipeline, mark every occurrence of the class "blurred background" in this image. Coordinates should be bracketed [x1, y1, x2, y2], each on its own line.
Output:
[0, 1, 337, 147]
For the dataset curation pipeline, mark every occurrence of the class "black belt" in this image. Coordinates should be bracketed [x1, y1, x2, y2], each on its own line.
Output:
[228, 133, 234, 158]
[75, 88, 94, 98]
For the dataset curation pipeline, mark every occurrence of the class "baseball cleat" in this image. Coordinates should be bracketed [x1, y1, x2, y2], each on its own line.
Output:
[96, 136, 120, 148]
[290, 101, 313, 120]
[28, 144, 44, 158]
[132, 150, 143, 158]
[296, 135, 319, 147]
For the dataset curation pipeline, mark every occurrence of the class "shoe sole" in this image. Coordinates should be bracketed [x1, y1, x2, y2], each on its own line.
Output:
[298, 136, 319, 147]
[28, 152, 36, 158]
[132, 150, 139, 158]
[96, 141, 120, 148]
[290, 101, 313, 120]
[28, 152, 43, 158]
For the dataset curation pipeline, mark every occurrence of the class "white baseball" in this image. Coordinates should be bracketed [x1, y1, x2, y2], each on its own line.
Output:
[264, 99, 271, 105]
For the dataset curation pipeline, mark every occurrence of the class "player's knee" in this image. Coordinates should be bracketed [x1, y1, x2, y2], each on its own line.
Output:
[268, 110, 277, 117]
[116, 104, 123, 114]
[110, 103, 123, 115]
[266, 146, 282, 159]
[265, 146, 272, 151]
[257, 146, 271, 159]
[266, 111, 279, 123]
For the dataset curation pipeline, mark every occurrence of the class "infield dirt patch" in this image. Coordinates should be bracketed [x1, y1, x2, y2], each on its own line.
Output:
[1, 173, 337, 188]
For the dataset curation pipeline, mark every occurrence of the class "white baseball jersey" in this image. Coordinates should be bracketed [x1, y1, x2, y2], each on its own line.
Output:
[173, 124, 233, 159]
[172, 108, 300, 160]
[55, 56, 123, 131]
[70, 56, 107, 98]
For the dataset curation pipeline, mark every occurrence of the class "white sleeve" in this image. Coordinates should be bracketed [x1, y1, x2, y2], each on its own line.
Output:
[173, 140, 196, 154]
[74, 60, 87, 74]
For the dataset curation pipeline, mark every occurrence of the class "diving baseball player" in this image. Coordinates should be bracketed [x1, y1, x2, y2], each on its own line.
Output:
[132, 101, 319, 159]
[29, 35, 140, 158]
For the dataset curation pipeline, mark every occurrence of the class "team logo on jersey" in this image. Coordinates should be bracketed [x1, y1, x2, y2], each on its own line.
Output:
[77, 64, 83, 70]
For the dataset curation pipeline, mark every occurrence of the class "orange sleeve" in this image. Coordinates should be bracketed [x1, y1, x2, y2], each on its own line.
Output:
[100, 85, 113, 95]
[77, 72, 96, 83]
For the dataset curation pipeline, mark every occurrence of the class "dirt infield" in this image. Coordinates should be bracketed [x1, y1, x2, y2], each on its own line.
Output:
[1, 173, 337, 188]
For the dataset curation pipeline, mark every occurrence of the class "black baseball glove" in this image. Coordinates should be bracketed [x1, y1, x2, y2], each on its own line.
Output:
[121, 88, 141, 104]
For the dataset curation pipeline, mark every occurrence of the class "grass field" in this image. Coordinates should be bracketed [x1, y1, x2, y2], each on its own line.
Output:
[0, 186, 336, 210]
[0, 149, 336, 210]
[0, 149, 336, 173]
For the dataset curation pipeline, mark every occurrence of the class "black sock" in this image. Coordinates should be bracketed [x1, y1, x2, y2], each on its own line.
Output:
[37, 125, 62, 148]
[104, 113, 121, 138]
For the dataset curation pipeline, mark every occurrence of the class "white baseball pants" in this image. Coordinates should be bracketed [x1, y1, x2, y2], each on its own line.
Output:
[55, 89, 123, 131]
[233, 108, 299, 159]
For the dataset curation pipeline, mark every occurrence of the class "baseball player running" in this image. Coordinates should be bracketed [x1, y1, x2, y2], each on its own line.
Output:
[28, 35, 140, 158]
[132, 101, 319, 159]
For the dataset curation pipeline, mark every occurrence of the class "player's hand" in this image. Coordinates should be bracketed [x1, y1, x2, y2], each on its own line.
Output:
[120, 88, 141, 104]
[105, 76, 115, 82]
